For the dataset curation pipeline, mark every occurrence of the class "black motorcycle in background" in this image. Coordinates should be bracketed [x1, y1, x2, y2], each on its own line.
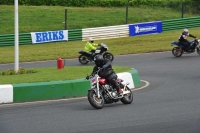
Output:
[171, 38, 200, 57]
[78, 43, 114, 64]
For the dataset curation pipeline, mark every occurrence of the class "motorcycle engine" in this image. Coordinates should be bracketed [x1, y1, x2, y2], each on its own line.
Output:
[103, 84, 119, 103]
[104, 85, 118, 98]
[104, 93, 112, 103]
[111, 92, 118, 97]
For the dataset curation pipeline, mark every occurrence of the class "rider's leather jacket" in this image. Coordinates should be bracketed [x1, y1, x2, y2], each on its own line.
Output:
[92, 59, 114, 78]
[179, 32, 196, 43]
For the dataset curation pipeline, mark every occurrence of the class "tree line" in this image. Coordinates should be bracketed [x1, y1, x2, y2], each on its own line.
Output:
[1, 0, 198, 7]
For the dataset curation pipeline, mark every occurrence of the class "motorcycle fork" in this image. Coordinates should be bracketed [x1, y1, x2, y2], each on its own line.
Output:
[122, 82, 131, 95]
[96, 77, 101, 98]
[121, 82, 129, 89]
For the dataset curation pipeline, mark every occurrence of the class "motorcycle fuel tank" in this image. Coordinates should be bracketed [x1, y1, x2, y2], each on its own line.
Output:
[98, 78, 108, 85]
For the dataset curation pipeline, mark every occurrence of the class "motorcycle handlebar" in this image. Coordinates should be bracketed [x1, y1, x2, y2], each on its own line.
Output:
[86, 67, 102, 80]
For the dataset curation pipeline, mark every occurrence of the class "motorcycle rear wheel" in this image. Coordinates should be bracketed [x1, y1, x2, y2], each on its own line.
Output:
[78, 55, 89, 64]
[88, 90, 104, 109]
[197, 48, 200, 55]
[120, 87, 133, 104]
[172, 47, 183, 57]
[103, 52, 114, 61]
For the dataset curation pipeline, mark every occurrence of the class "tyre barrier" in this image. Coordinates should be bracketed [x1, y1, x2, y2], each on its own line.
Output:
[0, 69, 140, 104]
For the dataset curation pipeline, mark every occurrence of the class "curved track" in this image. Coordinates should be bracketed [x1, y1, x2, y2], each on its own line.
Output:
[0, 52, 200, 133]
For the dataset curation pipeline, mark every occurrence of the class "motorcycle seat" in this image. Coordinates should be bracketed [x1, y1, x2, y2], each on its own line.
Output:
[79, 50, 85, 54]
[171, 41, 179, 45]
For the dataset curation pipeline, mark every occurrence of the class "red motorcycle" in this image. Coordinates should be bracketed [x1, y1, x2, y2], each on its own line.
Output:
[86, 68, 133, 109]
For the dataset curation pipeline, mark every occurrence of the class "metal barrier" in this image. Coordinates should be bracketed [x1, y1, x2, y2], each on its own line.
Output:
[0, 33, 32, 47]
[0, 29, 82, 47]
[162, 16, 200, 31]
[82, 24, 129, 41]
[68, 29, 82, 41]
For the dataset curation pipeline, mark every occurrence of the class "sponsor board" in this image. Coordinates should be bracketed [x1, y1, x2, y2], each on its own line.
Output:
[129, 21, 162, 36]
[31, 30, 68, 44]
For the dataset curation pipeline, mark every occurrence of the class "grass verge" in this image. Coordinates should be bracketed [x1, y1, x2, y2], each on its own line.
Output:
[0, 5, 198, 34]
[0, 66, 132, 84]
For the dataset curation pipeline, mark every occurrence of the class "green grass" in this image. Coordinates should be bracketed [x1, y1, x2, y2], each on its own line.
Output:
[0, 66, 132, 84]
[0, 5, 198, 34]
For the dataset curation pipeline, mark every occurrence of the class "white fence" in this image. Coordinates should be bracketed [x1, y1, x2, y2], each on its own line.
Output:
[82, 24, 129, 41]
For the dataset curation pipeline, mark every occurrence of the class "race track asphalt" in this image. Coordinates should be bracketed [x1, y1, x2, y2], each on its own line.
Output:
[0, 51, 200, 133]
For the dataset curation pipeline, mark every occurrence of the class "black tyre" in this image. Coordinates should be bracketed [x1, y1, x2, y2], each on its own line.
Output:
[172, 47, 183, 57]
[103, 52, 114, 61]
[197, 48, 200, 55]
[78, 55, 89, 64]
[88, 90, 104, 109]
[120, 86, 133, 104]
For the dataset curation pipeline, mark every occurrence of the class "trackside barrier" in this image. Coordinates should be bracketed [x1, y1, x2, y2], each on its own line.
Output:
[0, 69, 140, 104]
[129, 21, 162, 36]
[1, 17, 200, 46]
[82, 24, 129, 41]
[162, 16, 200, 31]
[0, 29, 82, 46]
[12, 79, 90, 103]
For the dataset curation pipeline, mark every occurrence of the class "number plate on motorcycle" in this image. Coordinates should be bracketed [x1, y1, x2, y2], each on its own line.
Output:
[95, 50, 101, 53]
[90, 75, 97, 86]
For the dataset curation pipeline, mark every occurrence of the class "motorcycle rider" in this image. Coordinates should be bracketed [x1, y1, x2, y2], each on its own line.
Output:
[178, 28, 196, 51]
[84, 37, 100, 60]
[87, 55, 123, 96]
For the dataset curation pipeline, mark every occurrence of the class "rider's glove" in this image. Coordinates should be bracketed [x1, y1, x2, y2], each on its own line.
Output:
[86, 76, 89, 80]
[102, 65, 107, 69]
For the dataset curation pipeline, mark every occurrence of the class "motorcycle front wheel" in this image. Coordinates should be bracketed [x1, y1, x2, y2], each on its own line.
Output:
[78, 55, 89, 64]
[197, 48, 200, 55]
[88, 90, 104, 109]
[172, 47, 183, 57]
[120, 87, 133, 104]
[103, 52, 114, 61]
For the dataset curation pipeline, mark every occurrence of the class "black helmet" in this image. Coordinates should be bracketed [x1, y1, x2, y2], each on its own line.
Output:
[94, 55, 104, 67]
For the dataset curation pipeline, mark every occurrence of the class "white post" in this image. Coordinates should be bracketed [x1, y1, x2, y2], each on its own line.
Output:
[14, 0, 19, 71]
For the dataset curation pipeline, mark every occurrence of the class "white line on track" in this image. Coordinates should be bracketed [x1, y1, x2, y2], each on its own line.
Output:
[132, 80, 150, 91]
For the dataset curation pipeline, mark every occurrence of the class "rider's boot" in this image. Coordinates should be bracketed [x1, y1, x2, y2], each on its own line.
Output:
[179, 48, 183, 52]
[183, 46, 188, 52]
[87, 54, 94, 61]
[118, 88, 123, 97]
[91, 53, 96, 60]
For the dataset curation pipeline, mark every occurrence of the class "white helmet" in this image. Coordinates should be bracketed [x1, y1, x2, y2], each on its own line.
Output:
[88, 37, 94, 43]
[183, 28, 189, 34]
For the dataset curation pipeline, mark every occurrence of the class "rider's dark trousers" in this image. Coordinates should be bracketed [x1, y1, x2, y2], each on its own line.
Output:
[180, 41, 190, 50]
[106, 73, 120, 91]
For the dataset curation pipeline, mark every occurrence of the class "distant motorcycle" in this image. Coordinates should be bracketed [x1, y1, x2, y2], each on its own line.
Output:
[86, 68, 133, 109]
[78, 43, 114, 64]
[171, 38, 200, 57]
